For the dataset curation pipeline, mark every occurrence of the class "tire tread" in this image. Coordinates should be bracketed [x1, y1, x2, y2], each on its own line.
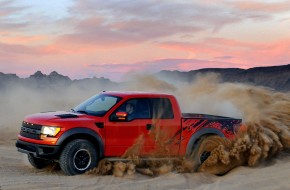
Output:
[59, 139, 97, 175]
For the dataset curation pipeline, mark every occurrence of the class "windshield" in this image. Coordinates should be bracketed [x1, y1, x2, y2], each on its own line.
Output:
[73, 94, 122, 116]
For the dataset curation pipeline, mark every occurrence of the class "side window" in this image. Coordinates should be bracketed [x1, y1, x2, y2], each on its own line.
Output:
[110, 98, 151, 121]
[116, 99, 137, 113]
[135, 99, 151, 119]
[151, 98, 174, 119]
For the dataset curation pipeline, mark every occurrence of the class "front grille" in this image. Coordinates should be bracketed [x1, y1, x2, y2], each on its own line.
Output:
[20, 121, 42, 140]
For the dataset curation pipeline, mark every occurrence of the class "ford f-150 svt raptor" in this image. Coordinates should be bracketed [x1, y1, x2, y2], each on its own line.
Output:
[16, 91, 242, 175]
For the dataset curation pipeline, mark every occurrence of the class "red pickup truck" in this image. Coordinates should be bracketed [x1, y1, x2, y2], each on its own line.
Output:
[16, 91, 242, 175]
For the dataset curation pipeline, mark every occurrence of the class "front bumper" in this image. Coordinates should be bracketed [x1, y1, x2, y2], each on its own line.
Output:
[16, 140, 61, 159]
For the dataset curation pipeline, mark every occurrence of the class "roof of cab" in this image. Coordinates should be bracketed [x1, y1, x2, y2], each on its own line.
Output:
[100, 91, 174, 98]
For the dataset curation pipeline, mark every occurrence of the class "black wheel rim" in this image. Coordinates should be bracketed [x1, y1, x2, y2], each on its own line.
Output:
[73, 149, 91, 171]
[200, 151, 211, 164]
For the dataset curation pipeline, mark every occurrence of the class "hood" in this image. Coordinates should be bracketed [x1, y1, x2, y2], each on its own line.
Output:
[24, 111, 102, 126]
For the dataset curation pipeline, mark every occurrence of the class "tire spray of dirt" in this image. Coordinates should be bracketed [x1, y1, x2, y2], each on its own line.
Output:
[88, 73, 290, 176]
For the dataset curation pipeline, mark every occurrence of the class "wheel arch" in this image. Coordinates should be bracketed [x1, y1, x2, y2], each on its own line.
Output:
[185, 128, 225, 156]
[56, 128, 104, 158]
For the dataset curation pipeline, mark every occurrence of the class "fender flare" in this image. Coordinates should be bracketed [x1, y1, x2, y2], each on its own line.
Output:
[185, 128, 225, 156]
[56, 128, 104, 158]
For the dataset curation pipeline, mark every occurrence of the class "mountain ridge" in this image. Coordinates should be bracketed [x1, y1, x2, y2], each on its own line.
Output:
[158, 64, 290, 91]
[1, 64, 290, 91]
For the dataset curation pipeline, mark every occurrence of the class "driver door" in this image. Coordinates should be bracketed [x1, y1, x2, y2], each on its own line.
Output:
[105, 98, 155, 156]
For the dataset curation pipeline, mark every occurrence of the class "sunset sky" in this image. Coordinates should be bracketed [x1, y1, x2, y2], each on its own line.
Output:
[0, 0, 290, 81]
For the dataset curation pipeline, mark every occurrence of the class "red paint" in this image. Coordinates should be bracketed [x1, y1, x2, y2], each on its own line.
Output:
[17, 91, 241, 158]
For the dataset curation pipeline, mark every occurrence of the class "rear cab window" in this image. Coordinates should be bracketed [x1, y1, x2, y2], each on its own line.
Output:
[151, 98, 174, 119]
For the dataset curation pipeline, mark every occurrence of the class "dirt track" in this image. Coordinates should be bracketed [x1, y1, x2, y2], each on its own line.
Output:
[1, 141, 290, 190]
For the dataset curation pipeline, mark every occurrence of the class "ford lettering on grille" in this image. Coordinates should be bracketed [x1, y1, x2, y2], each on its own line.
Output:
[21, 126, 41, 135]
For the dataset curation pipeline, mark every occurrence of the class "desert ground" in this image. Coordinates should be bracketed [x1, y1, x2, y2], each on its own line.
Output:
[1, 139, 290, 190]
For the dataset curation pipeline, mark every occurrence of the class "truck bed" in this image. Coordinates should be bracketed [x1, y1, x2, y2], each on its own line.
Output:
[182, 113, 240, 120]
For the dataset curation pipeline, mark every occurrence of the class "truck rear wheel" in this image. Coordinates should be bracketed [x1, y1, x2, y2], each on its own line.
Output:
[28, 154, 50, 169]
[59, 139, 98, 175]
[192, 135, 221, 171]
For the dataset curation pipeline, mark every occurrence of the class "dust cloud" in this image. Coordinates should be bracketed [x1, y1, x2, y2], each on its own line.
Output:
[88, 73, 290, 176]
[172, 73, 290, 174]
[1, 73, 290, 176]
[0, 81, 121, 143]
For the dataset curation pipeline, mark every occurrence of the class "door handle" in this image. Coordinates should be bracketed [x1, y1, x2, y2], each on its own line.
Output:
[146, 124, 154, 130]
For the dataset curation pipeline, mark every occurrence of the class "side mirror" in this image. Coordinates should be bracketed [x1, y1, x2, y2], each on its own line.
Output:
[115, 111, 128, 121]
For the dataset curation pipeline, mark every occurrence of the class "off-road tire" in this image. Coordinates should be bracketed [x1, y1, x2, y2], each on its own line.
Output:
[191, 135, 221, 171]
[28, 154, 50, 169]
[59, 139, 98, 175]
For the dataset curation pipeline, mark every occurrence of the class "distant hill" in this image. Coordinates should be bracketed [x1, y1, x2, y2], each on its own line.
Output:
[0, 71, 118, 91]
[158, 64, 290, 91]
[1, 64, 290, 91]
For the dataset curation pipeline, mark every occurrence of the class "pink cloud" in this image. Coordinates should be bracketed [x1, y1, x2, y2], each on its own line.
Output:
[0, 42, 38, 55]
[160, 37, 290, 68]
[1, 34, 47, 44]
[231, 1, 290, 13]
[84, 58, 239, 81]
[61, 0, 254, 47]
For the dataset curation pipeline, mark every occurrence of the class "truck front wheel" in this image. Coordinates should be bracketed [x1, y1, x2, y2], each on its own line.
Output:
[28, 154, 51, 169]
[59, 139, 98, 175]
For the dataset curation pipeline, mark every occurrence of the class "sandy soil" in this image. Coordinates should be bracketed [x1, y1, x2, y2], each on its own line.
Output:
[1, 140, 289, 190]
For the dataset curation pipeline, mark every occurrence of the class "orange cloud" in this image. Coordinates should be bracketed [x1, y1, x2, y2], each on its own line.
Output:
[1, 34, 48, 45]
[160, 37, 290, 68]
[232, 1, 290, 13]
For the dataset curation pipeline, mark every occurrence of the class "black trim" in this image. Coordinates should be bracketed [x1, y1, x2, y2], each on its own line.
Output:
[95, 122, 104, 128]
[22, 121, 42, 129]
[185, 128, 225, 156]
[16, 140, 61, 159]
[146, 124, 154, 130]
[56, 128, 104, 158]
[20, 121, 42, 140]
[182, 113, 241, 120]
[55, 114, 78, 118]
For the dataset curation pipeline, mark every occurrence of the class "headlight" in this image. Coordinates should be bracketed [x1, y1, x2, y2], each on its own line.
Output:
[41, 126, 60, 137]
